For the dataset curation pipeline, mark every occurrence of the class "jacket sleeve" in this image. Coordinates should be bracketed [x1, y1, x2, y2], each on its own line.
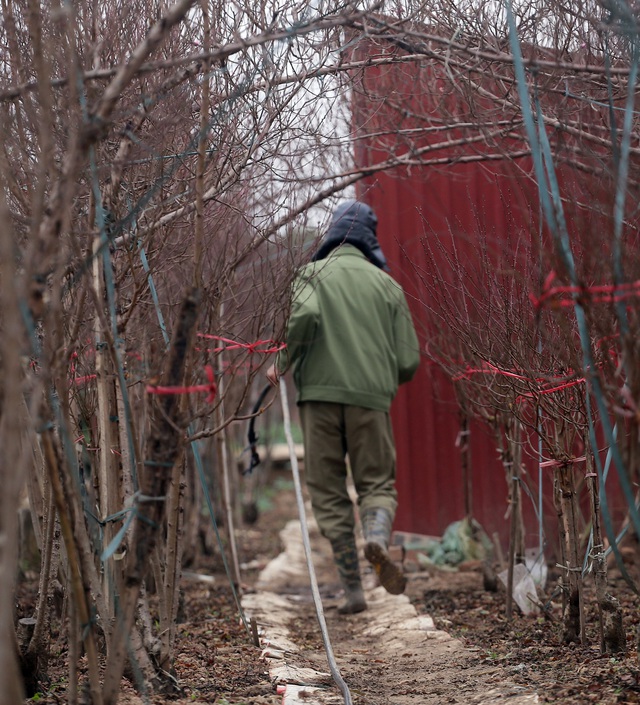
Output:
[277, 270, 320, 375]
[394, 292, 420, 384]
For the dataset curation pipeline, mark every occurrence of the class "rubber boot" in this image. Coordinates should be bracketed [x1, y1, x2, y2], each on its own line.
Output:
[330, 536, 367, 614]
[361, 507, 407, 595]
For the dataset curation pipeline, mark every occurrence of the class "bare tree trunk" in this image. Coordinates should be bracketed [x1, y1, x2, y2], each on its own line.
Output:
[205, 298, 243, 588]
[497, 418, 525, 621]
[115, 365, 138, 587]
[215, 349, 243, 590]
[193, 0, 210, 291]
[40, 425, 104, 704]
[553, 469, 568, 620]
[20, 477, 58, 695]
[505, 444, 522, 622]
[68, 592, 79, 705]
[182, 453, 202, 566]
[0, 428, 27, 703]
[0, 160, 28, 704]
[459, 408, 472, 524]
[93, 241, 124, 626]
[128, 603, 163, 687]
[102, 287, 200, 705]
[159, 454, 186, 674]
[586, 452, 626, 653]
[22, 396, 46, 552]
[586, 451, 607, 650]
[116, 376, 137, 502]
[557, 462, 584, 644]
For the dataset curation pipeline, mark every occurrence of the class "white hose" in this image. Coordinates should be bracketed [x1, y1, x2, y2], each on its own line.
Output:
[278, 377, 353, 705]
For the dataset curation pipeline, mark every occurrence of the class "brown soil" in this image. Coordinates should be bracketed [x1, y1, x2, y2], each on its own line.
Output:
[16, 469, 640, 704]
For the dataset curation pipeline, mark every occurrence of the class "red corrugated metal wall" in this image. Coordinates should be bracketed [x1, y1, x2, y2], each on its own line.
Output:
[350, 45, 627, 552]
[358, 166, 551, 550]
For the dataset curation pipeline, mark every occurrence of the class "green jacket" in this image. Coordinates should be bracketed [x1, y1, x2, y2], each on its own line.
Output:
[278, 245, 420, 411]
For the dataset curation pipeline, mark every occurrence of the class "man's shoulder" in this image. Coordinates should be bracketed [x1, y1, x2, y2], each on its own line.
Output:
[372, 266, 404, 293]
[297, 259, 326, 280]
[297, 250, 404, 295]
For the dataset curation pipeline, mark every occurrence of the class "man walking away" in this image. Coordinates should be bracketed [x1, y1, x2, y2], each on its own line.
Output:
[267, 199, 420, 614]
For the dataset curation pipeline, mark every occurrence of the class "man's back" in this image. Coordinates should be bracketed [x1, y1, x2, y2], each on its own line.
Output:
[284, 244, 420, 411]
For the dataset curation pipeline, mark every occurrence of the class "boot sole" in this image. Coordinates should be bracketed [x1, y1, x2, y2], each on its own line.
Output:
[364, 542, 407, 595]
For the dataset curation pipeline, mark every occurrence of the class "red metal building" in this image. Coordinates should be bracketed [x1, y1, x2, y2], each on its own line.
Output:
[360, 165, 548, 550]
[351, 40, 628, 553]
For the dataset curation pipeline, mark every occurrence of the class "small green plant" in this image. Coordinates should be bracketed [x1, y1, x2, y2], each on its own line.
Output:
[485, 650, 509, 661]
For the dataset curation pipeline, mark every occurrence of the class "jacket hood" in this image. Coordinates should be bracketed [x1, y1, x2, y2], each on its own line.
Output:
[311, 200, 389, 271]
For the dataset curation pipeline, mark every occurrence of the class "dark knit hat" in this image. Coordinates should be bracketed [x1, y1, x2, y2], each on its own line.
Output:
[312, 200, 389, 271]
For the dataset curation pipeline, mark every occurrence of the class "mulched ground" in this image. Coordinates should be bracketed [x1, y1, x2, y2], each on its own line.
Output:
[15, 470, 640, 704]
[414, 562, 640, 704]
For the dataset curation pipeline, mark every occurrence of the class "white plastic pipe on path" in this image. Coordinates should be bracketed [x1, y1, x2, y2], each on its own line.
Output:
[278, 377, 353, 705]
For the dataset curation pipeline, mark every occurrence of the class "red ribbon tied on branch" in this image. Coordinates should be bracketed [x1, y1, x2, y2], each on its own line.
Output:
[530, 270, 640, 310]
[451, 359, 586, 402]
[146, 365, 217, 403]
[196, 334, 286, 354]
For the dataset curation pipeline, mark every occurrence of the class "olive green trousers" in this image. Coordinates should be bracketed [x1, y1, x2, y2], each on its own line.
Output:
[299, 401, 398, 542]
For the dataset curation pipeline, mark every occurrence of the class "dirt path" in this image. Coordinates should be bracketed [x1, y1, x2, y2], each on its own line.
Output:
[242, 515, 540, 705]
